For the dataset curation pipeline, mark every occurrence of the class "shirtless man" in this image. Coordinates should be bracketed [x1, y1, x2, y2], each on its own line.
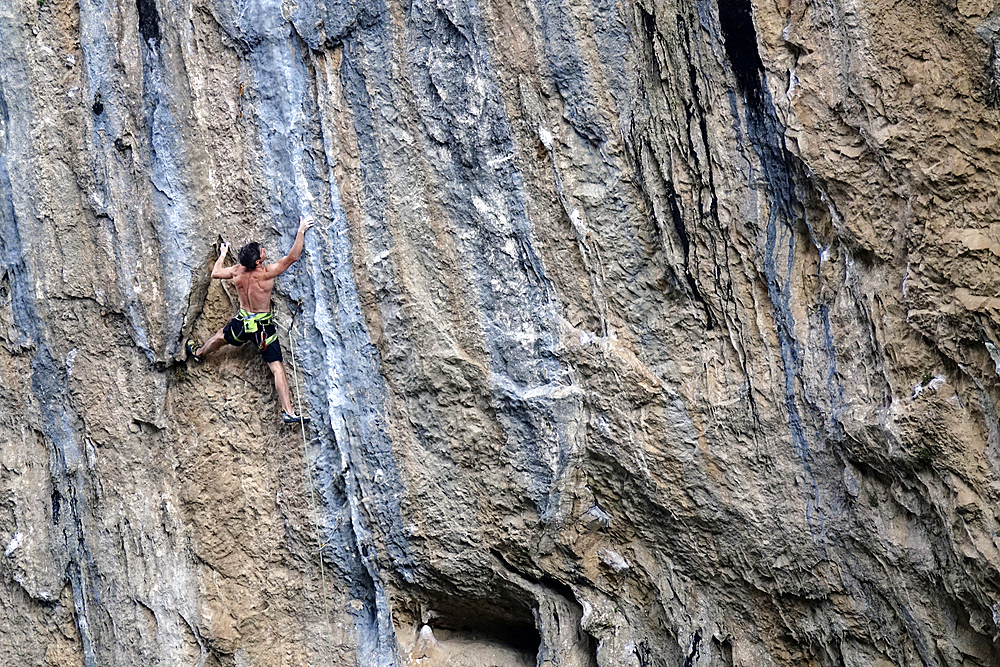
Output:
[186, 218, 314, 424]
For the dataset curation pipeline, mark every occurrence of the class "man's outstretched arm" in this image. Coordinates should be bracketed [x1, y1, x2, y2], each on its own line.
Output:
[264, 218, 315, 278]
[210, 243, 237, 279]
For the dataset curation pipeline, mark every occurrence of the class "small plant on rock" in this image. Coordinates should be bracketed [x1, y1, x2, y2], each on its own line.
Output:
[915, 446, 934, 467]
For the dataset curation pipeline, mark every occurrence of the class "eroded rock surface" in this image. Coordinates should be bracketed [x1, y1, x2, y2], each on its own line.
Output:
[3, 0, 1000, 664]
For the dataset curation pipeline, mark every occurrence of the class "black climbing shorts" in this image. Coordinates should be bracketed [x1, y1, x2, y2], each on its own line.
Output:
[223, 317, 283, 364]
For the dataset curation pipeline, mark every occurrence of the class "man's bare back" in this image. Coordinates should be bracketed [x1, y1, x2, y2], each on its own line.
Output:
[231, 264, 276, 313]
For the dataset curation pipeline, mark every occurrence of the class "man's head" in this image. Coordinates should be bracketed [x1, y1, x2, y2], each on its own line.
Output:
[238, 242, 263, 271]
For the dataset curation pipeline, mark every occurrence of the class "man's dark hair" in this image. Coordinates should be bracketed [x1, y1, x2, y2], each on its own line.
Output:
[238, 242, 261, 271]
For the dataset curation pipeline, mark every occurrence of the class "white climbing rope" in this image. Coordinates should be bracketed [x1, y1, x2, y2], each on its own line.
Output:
[284, 318, 337, 664]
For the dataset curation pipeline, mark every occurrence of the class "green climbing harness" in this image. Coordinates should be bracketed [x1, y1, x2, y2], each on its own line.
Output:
[236, 309, 279, 350]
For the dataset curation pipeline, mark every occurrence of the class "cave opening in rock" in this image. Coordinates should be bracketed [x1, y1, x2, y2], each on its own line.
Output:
[717, 0, 765, 107]
[429, 596, 539, 654]
[401, 592, 541, 665]
[136, 0, 161, 46]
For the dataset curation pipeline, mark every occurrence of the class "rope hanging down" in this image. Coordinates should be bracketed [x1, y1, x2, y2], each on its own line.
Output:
[282, 317, 336, 663]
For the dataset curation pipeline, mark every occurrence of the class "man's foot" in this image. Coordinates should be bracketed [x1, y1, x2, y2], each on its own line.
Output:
[186, 339, 204, 364]
[282, 411, 310, 425]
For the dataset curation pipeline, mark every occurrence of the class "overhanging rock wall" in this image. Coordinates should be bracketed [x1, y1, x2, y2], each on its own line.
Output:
[3, 0, 1000, 665]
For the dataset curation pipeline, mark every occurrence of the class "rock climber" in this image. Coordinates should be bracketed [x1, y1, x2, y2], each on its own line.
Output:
[186, 218, 315, 425]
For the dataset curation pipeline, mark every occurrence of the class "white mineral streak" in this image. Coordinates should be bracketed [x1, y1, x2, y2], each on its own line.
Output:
[597, 548, 630, 573]
[4, 532, 24, 558]
[2, 0, 1000, 665]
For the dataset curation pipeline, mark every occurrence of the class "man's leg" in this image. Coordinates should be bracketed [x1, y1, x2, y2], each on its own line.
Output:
[196, 326, 229, 358]
[268, 360, 296, 415]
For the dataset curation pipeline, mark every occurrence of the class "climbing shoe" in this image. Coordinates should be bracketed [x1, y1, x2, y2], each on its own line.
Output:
[185, 339, 204, 364]
[282, 411, 310, 425]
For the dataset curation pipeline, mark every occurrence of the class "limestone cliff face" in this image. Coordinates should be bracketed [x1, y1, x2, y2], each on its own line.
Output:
[3, 0, 1000, 664]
